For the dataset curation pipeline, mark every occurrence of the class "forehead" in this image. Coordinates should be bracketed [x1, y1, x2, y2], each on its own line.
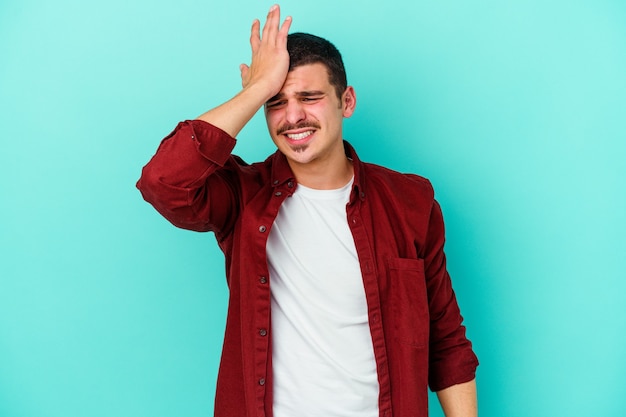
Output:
[280, 63, 333, 93]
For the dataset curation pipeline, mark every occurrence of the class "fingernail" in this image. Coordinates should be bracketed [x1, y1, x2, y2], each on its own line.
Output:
[270, 4, 278, 11]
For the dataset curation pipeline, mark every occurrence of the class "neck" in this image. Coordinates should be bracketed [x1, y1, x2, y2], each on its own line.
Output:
[289, 152, 354, 190]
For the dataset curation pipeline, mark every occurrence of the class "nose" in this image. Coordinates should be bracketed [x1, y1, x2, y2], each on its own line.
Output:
[285, 99, 306, 124]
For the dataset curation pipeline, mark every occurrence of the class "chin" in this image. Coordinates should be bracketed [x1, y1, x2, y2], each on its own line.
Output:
[285, 147, 317, 165]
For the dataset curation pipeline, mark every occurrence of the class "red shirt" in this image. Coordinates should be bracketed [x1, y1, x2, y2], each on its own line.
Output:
[137, 120, 478, 417]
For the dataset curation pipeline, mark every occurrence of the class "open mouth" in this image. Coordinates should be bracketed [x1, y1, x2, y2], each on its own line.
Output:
[285, 130, 314, 141]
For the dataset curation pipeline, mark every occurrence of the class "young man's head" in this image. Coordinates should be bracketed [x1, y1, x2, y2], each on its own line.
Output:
[287, 33, 347, 100]
[264, 33, 356, 185]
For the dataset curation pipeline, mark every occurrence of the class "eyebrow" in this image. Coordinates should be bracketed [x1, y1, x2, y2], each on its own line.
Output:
[266, 90, 326, 104]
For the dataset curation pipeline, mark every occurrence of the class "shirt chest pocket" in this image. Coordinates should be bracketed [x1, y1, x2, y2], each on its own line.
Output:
[387, 257, 429, 348]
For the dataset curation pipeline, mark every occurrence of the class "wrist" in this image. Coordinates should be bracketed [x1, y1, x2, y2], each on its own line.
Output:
[241, 79, 280, 105]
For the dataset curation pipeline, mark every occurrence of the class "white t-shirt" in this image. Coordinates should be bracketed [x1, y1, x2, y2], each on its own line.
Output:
[267, 178, 379, 417]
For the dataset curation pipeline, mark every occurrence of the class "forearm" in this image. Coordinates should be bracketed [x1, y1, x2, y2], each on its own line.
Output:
[436, 379, 477, 417]
[196, 82, 273, 138]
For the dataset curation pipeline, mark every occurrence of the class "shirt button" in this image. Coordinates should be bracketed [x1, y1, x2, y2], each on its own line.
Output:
[259, 276, 267, 284]
[259, 225, 267, 233]
[259, 378, 266, 386]
[259, 329, 267, 336]
[287, 181, 294, 188]
[275, 191, 282, 197]
[273, 180, 279, 185]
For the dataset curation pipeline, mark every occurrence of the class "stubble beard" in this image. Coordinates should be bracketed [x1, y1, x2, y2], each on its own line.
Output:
[291, 144, 309, 153]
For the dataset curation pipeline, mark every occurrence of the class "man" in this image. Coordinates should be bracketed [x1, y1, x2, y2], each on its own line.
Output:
[137, 4, 478, 417]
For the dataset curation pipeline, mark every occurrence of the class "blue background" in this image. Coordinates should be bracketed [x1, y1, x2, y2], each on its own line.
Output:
[1, 1, 625, 416]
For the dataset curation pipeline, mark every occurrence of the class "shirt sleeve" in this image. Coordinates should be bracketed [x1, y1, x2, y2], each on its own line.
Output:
[136, 119, 240, 236]
[424, 200, 479, 391]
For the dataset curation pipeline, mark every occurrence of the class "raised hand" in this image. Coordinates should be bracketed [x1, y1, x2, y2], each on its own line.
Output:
[195, 5, 292, 137]
[240, 4, 292, 97]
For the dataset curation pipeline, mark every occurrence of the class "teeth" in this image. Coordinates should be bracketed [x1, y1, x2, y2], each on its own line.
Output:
[286, 131, 313, 141]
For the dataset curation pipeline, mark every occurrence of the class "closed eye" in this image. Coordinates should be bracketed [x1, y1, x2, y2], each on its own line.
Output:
[266, 100, 286, 109]
[266, 93, 325, 108]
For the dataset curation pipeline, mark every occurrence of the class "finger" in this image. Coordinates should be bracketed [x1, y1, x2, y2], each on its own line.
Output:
[262, 4, 279, 43]
[277, 15, 292, 45]
[250, 19, 260, 52]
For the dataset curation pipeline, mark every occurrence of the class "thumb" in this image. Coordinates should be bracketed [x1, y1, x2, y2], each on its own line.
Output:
[240, 64, 249, 88]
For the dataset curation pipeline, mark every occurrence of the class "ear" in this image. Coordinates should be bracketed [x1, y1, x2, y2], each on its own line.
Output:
[342, 86, 357, 118]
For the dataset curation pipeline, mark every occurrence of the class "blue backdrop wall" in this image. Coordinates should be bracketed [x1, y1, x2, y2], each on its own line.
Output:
[1, 1, 625, 416]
